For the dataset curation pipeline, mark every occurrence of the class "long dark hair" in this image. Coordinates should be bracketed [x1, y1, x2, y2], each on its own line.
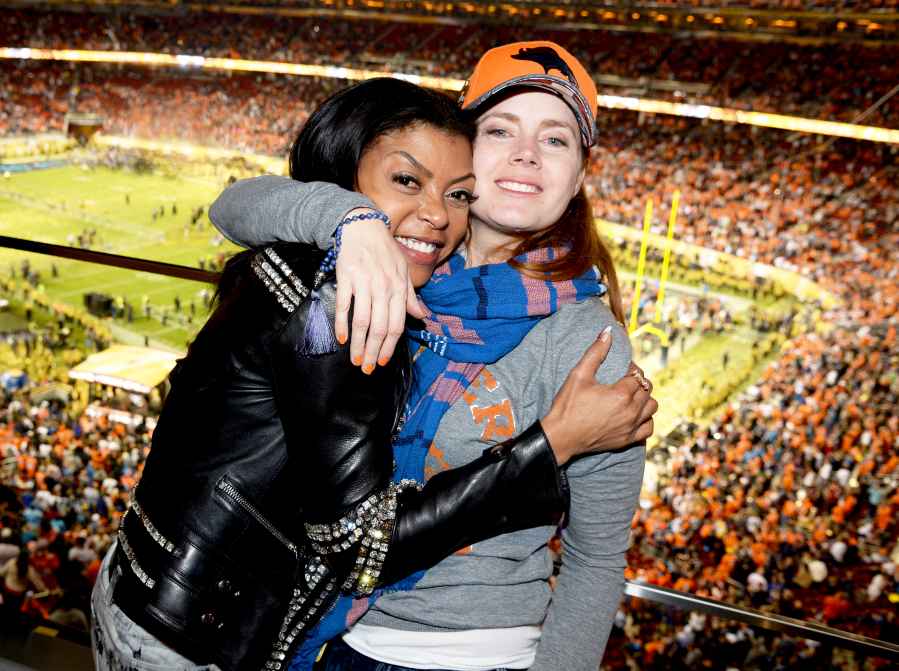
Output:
[288, 78, 474, 188]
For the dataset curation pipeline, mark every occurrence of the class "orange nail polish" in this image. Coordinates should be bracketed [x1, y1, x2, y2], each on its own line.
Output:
[362, 363, 375, 375]
[337, 333, 347, 345]
[378, 357, 389, 367]
[352, 356, 362, 366]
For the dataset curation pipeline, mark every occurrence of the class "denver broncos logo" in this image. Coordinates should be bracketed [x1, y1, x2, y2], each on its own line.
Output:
[511, 46, 578, 87]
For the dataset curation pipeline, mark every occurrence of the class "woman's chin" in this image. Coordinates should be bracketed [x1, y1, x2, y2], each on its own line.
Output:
[409, 265, 436, 288]
[474, 206, 542, 236]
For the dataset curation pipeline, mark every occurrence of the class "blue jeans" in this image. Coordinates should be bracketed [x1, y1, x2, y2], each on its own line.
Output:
[316, 637, 516, 671]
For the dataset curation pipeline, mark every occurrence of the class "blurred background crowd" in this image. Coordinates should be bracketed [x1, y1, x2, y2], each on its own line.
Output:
[0, 2, 896, 669]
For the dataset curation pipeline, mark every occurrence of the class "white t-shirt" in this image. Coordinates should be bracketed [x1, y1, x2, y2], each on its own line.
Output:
[343, 624, 541, 671]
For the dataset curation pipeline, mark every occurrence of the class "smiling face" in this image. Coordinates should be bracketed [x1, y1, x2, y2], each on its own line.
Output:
[356, 123, 475, 287]
[469, 90, 586, 259]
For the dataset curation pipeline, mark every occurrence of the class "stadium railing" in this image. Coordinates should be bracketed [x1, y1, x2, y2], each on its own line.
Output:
[0, 235, 220, 284]
[623, 582, 899, 661]
[2, 236, 898, 669]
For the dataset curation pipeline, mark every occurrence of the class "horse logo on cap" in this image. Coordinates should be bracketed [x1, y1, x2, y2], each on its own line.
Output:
[511, 46, 578, 87]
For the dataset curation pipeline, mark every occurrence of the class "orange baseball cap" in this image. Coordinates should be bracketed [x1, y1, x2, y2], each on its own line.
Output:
[459, 41, 598, 147]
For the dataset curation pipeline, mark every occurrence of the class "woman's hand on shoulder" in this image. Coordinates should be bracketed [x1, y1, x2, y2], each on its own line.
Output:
[541, 327, 657, 466]
[336, 208, 427, 371]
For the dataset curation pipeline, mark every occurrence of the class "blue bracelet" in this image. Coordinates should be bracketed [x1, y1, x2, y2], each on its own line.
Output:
[317, 211, 391, 278]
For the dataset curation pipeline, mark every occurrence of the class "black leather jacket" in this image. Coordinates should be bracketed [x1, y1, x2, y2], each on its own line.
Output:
[111, 244, 569, 671]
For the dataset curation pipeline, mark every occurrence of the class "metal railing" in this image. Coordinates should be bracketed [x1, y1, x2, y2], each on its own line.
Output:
[2, 237, 898, 666]
[0, 235, 219, 284]
[624, 581, 899, 661]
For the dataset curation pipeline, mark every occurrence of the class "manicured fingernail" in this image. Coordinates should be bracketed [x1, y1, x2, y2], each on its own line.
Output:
[362, 363, 375, 375]
[378, 357, 389, 367]
[352, 355, 362, 366]
[599, 326, 612, 342]
[336, 333, 347, 345]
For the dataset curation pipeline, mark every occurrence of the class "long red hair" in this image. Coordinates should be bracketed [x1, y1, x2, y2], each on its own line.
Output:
[506, 186, 624, 325]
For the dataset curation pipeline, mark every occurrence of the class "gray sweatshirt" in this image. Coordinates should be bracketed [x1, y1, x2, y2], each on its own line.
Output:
[210, 177, 645, 671]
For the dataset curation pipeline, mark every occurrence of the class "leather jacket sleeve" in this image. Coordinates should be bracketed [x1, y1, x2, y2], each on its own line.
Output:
[380, 420, 568, 586]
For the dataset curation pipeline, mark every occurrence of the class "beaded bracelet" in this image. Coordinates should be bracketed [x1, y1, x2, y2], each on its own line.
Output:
[317, 210, 391, 277]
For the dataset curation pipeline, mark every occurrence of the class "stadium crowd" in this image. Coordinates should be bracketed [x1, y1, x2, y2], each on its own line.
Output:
[0, 61, 338, 155]
[173, 0, 899, 11]
[619, 321, 899, 669]
[0, 288, 120, 629]
[1, 10, 897, 670]
[0, 372, 147, 631]
[591, 112, 898, 669]
[2, 8, 899, 125]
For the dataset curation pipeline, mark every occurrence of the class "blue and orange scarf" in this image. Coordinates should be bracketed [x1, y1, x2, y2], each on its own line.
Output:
[289, 248, 606, 670]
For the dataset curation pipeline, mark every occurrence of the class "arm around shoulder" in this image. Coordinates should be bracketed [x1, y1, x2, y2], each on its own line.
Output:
[209, 177, 376, 250]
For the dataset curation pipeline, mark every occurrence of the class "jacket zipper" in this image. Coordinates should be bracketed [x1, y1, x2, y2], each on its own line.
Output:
[216, 476, 298, 560]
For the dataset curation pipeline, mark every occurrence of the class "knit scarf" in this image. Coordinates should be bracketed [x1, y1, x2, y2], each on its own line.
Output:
[289, 248, 606, 670]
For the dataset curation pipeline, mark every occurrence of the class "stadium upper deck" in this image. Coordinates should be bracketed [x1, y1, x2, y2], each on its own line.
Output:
[7, 0, 899, 43]
[1, 4, 896, 668]
[3, 8, 898, 127]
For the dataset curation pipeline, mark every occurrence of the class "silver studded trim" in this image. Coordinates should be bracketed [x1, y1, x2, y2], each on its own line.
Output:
[265, 479, 420, 669]
[117, 525, 155, 589]
[264, 247, 309, 297]
[264, 556, 338, 671]
[251, 249, 310, 314]
[343, 480, 419, 596]
[130, 498, 176, 554]
[304, 490, 381, 553]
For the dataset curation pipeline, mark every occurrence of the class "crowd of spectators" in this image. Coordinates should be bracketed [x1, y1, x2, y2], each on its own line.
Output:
[590, 111, 898, 322]
[0, 286, 124, 630]
[1, 9, 897, 669]
[584, 101, 897, 669]
[587, 108, 897, 671]
[2, 8, 898, 125]
[1, 369, 149, 631]
[619, 320, 898, 669]
[158, 0, 898, 9]
[0, 61, 340, 155]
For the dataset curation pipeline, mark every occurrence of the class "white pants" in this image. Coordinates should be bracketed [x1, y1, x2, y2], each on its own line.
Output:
[90, 543, 221, 671]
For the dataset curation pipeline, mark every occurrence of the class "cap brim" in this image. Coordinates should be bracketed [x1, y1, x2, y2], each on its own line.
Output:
[463, 74, 596, 147]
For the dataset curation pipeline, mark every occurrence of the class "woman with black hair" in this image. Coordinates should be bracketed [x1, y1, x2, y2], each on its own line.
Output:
[90, 78, 647, 671]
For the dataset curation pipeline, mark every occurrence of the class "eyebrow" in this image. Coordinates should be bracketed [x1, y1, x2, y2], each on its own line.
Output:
[539, 120, 577, 135]
[448, 172, 476, 186]
[481, 111, 577, 135]
[482, 111, 519, 123]
[390, 151, 475, 186]
[392, 151, 432, 178]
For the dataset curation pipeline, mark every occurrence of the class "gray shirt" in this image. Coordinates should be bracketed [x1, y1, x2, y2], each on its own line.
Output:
[210, 177, 645, 670]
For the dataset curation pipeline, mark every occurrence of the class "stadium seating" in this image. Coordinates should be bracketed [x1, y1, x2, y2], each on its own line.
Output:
[0, 5, 896, 670]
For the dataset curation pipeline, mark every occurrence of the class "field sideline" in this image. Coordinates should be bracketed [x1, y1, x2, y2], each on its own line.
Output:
[0, 163, 237, 348]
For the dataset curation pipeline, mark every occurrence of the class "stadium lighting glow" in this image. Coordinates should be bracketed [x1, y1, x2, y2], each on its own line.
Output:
[3, 47, 897, 145]
[597, 94, 899, 144]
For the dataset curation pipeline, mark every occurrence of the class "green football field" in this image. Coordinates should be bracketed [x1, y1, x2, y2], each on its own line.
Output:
[0, 164, 239, 349]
